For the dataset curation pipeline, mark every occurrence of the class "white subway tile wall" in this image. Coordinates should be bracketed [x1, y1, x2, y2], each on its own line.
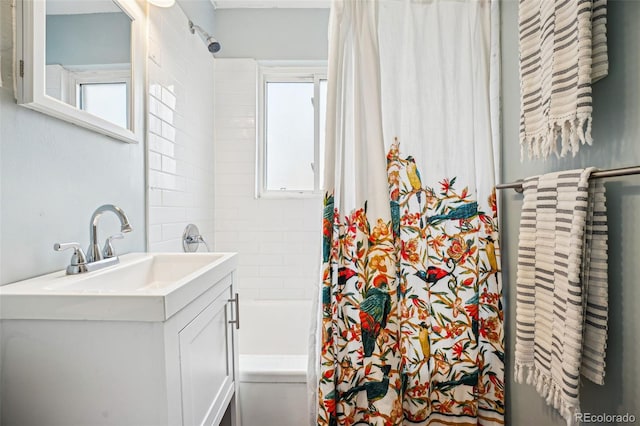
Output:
[147, 5, 216, 253]
[213, 59, 323, 301]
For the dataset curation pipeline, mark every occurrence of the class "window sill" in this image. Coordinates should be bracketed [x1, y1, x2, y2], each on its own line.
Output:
[257, 191, 324, 200]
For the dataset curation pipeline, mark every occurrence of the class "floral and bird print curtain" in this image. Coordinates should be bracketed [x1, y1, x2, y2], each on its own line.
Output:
[317, 141, 504, 426]
[315, 1, 503, 425]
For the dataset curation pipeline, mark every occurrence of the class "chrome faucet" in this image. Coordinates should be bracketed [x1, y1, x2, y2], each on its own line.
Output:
[87, 204, 132, 262]
[54, 204, 133, 275]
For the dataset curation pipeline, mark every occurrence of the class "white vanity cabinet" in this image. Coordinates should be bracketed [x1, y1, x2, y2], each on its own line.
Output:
[0, 253, 240, 426]
[179, 276, 239, 426]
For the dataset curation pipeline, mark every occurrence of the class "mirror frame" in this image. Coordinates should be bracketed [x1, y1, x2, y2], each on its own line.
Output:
[16, 0, 145, 144]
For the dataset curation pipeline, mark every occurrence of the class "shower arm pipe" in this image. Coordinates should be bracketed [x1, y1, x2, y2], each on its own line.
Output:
[495, 165, 640, 193]
[189, 21, 206, 37]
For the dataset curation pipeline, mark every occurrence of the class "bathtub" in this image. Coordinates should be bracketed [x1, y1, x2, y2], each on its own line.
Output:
[238, 299, 312, 426]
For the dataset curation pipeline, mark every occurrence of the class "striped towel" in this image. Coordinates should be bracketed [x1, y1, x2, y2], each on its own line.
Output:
[519, 0, 609, 160]
[514, 168, 608, 425]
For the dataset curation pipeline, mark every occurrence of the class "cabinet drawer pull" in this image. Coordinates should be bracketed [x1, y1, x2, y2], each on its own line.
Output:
[228, 293, 240, 330]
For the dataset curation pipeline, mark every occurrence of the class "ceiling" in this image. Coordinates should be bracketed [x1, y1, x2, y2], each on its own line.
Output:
[212, 0, 330, 8]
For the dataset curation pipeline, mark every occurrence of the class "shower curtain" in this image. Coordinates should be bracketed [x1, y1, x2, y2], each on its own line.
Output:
[312, 0, 503, 425]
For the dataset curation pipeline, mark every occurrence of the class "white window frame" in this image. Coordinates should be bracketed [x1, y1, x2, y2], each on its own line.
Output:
[257, 63, 327, 198]
[66, 67, 132, 129]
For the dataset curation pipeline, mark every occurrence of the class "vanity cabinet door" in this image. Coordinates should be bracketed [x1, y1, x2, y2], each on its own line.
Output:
[179, 281, 235, 426]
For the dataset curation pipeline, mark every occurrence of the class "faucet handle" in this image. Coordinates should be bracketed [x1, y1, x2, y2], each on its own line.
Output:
[102, 234, 124, 259]
[54, 242, 88, 266]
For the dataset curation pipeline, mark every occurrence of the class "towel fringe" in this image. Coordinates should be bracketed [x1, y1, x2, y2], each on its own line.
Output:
[513, 364, 583, 426]
[585, 116, 593, 145]
[514, 364, 523, 383]
[526, 365, 535, 384]
[520, 115, 593, 160]
[545, 380, 555, 404]
[561, 122, 570, 157]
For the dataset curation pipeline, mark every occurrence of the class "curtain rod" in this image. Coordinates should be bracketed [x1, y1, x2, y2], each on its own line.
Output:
[496, 165, 640, 193]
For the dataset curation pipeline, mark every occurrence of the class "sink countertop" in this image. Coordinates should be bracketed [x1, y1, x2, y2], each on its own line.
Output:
[0, 252, 238, 322]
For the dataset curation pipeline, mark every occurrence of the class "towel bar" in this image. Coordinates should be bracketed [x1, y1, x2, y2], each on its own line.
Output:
[496, 165, 640, 193]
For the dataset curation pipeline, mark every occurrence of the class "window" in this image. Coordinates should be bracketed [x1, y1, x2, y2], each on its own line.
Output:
[258, 66, 327, 197]
[78, 82, 128, 128]
[68, 68, 131, 128]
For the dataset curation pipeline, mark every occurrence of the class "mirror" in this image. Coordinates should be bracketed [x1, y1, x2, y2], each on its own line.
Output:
[45, 0, 132, 128]
[16, 0, 145, 144]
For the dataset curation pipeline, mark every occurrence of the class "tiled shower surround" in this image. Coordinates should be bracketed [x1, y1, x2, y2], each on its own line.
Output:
[213, 59, 322, 301]
[147, 4, 216, 253]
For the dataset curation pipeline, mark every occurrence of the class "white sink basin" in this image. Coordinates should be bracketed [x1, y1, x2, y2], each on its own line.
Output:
[0, 252, 237, 321]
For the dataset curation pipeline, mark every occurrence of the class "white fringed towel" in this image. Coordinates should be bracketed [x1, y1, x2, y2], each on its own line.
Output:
[519, 0, 609, 159]
[514, 168, 608, 425]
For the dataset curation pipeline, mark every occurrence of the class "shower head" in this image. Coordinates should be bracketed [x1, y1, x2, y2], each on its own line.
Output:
[206, 36, 221, 53]
[189, 21, 222, 54]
